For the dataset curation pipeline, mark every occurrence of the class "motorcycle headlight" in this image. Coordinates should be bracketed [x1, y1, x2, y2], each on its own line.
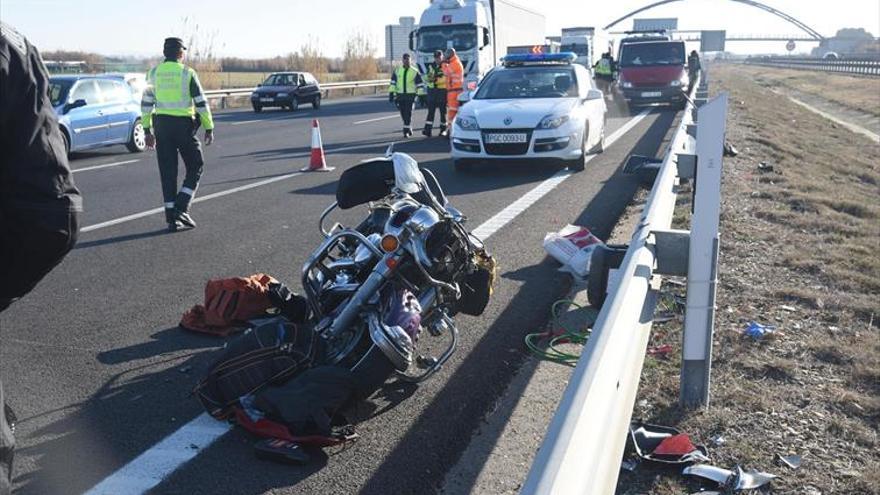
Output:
[669, 80, 682, 87]
[620, 80, 633, 88]
[537, 114, 570, 130]
[456, 115, 480, 131]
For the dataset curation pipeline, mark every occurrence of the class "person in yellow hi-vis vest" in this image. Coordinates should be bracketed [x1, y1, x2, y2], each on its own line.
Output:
[141, 37, 214, 232]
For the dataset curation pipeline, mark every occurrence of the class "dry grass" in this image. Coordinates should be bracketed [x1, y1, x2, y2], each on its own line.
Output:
[734, 64, 880, 118]
[616, 64, 880, 494]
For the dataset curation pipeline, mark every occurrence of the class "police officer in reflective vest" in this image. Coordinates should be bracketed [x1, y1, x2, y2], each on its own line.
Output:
[142, 37, 214, 232]
[422, 50, 448, 137]
[388, 53, 425, 138]
[593, 51, 614, 94]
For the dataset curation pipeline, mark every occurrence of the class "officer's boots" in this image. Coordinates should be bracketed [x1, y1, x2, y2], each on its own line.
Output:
[173, 191, 197, 230]
[165, 207, 184, 232]
[422, 123, 432, 137]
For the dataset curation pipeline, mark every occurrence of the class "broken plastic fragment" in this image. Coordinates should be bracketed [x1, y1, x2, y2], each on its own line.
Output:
[629, 422, 710, 465]
[683, 464, 777, 490]
[742, 321, 777, 340]
[683, 464, 733, 484]
[732, 465, 777, 489]
[777, 454, 802, 469]
[654, 434, 698, 456]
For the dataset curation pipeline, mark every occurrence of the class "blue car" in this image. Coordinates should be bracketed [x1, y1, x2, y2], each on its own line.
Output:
[48, 75, 146, 155]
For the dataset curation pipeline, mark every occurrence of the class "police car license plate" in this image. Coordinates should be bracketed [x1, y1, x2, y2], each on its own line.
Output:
[260, 97, 274, 102]
[485, 133, 527, 144]
[641, 91, 662, 98]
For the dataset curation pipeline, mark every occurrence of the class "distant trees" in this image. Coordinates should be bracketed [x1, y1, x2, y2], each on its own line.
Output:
[342, 31, 378, 81]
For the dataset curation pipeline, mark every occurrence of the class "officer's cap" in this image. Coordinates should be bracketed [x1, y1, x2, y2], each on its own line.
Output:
[164, 37, 187, 51]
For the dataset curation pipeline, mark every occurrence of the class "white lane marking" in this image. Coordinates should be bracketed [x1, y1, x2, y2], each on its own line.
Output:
[472, 109, 652, 239]
[353, 114, 398, 125]
[81, 109, 653, 495]
[83, 413, 231, 495]
[229, 113, 312, 126]
[786, 95, 880, 144]
[79, 140, 395, 233]
[81, 172, 303, 233]
[72, 159, 140, 174]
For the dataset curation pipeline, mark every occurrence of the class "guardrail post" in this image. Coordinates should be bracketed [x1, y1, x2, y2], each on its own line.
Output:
[680, 93, 728, 409]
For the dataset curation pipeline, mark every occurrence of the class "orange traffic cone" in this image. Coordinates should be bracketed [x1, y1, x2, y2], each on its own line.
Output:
[301, 119, 335, 172]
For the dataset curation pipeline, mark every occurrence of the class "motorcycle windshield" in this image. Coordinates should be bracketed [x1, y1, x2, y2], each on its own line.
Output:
[392, 153, 425, 194]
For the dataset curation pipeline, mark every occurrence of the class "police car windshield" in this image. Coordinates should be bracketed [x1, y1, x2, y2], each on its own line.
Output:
[48, 79, 73, 107]
[417, 25, 477, 53]
[619, 42, 685, 67]
[474, 67, 578, 100]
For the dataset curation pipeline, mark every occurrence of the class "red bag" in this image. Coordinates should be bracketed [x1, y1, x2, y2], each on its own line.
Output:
[181, 273, 277, 336]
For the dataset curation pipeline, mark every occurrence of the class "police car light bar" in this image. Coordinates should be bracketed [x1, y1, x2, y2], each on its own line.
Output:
[502, 52, 577, 65]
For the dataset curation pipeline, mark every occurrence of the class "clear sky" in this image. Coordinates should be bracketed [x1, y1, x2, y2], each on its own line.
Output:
[1, 0, 878, 57]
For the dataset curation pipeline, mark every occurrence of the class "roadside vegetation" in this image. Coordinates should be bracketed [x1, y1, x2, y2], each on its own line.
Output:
[735, 64, 880, 118]
[617, 64, 879, 494]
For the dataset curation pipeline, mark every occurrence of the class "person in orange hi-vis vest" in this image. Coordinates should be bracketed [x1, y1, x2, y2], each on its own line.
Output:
[443, 47, 464, 133]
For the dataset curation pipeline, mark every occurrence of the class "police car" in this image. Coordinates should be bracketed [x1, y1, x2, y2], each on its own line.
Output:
[450, 52, 607, 172]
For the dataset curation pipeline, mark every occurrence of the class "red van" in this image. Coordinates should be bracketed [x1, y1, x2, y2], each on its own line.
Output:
[616, 40, 688, 108]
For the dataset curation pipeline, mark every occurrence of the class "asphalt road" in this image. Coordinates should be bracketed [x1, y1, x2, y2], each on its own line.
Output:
[0, 93, 680, 495]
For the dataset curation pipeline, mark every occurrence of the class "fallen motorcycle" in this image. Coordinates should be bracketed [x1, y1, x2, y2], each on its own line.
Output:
[195, 152, 496, 447]
[304, 151, 496, 392]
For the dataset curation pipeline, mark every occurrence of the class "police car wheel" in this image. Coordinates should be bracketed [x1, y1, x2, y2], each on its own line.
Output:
[590, 120, 606, 154]
[253, 104, 262, 113]
[568, 126, 588, 172]
[289, 97, 299, 112]
[312, 95, 321, 110]
[126, 120, 146, 153]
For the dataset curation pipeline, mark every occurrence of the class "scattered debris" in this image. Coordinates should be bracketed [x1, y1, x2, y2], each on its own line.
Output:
[543, 224, 605, 278]
[710, 435, 726, 447]
[724, 141, 739, 157]
[757, 161, 774, 173]
[621, 457, 640, 472]
[779, 305, 797, 312]
[683, 464, 777, 491]
[654, 434, 699, 456]
[741, 321, 778, 340]
[647, 344, 674, 358]
[629, 423, 710, 465]
[777, 454, 802, 469]
[653, 313, 677, 323]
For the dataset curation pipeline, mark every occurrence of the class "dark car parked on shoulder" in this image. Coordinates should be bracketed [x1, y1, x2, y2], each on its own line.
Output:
[250, 72, 321, 112]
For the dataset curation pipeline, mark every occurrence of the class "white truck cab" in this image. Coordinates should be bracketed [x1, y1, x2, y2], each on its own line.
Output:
[410, 0, 545, 90]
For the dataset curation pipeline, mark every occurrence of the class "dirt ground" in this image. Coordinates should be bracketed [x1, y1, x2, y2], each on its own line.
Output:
[735, 64, 880, 118]
[616, 65, 880, 494]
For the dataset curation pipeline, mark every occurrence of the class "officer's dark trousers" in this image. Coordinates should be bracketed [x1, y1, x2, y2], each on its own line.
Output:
[154, 115, 204, 215]
[397, 94, 416, 130]
[423, 88, 447, 134]
[1, 380, 13, 495]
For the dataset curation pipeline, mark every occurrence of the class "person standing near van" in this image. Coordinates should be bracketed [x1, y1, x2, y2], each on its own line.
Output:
[688, 50, 701, 91]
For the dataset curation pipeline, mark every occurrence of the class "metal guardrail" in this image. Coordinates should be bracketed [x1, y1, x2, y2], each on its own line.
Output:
[202, 79, 388, 107]
[521, 74, 730, 494]
[744, 57, 880, 76]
